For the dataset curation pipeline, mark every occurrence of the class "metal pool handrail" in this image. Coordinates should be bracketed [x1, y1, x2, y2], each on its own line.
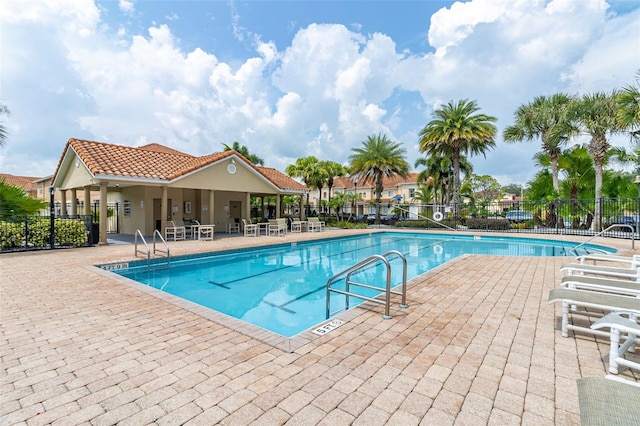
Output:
[570, 224, 636, 255]
[134, 230, 170, 271]
[152, 230, 170, 267]
[326, 250, 408, 320]
[134, 230, 151, 267]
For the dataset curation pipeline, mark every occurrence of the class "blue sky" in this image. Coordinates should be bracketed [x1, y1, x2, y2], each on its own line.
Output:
[1, 0, 639, 186]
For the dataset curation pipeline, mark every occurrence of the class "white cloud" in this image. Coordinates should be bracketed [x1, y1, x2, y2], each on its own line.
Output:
[0, 0, 638, 187]
[118, 0, 135, 16]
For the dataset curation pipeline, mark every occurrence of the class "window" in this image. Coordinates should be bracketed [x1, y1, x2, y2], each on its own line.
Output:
[388, 190, 394, 197]
[409, 188, 415, 198]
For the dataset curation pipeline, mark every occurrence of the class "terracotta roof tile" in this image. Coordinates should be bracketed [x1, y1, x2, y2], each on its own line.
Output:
[53, 138, 305, 192]
[256, 167, 308, 191]
[0, 174, 40, 191]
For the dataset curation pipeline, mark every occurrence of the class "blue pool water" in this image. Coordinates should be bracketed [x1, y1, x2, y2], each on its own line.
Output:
[111, 232, 613, 337]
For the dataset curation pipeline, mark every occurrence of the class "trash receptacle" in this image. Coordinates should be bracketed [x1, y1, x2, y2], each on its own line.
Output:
[90, 223, 99, 244]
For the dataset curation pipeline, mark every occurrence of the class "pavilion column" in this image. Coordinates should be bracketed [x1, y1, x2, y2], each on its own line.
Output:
[99, 182, 108, 245]
[60, 190, 67, 217]
[70, 189, 77, 216]
[84, 186, 91, 215]
[275, 195, 281, 218]
[245, 193, 251, 220]
[161, 186, 168, 233]
[208, 190, 214, 225]
[300, 197, 305, 220]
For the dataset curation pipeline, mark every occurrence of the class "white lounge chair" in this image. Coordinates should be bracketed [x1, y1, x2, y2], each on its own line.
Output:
[577, 253, 640, 268]
[577, 376, 640, 426]
[560, 263, 640, 281]
[164, 220, 185, 241]
[547, 288, 640, 337]
[590, 311, 640, 374]
[242, 219, 258, 237]
[560, 275, 640, 296]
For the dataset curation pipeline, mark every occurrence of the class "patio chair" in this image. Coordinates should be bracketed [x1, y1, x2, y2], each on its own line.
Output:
[197, 222, 215, 241]
[577, 376, 640, 426]
[173, 220, 192, 239]
[164, 220, 185, 241]
[307, 217, 325, 232]
[227, 218, 240, 234]
[590, 311, 640, 374]
[291, 218, 307, 233]
[547, 288, 640, 338]
[268, 218, 286, 236]
[242, 219, 258, 237]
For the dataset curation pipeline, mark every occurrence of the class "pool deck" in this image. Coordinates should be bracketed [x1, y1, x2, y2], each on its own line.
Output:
[1, 229, 639, 425]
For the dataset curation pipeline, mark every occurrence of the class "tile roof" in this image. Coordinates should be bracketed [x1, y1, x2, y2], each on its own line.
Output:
[53, 138, 307, 192]
[0, 174, 40, 192]
[332, 172, 418, 189]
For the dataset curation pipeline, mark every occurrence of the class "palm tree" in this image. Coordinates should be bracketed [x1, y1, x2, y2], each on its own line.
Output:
[616, 71, 640, 141]
[419, 99, 497, 216]
[285, 156, 321, 216]
[319, 160, 347, 206]
[0, 104, 9, 147]
[348, 133, 410, 224]
[415, 154, 473, 206]
[222, 141, 264, 165]
[503, 93, 574, 194]
[568, 92, 620, 230]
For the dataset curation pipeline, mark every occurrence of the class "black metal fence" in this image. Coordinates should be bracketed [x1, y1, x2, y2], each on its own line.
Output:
[0, 215, 97, 252]
[365, 197, 640, 240]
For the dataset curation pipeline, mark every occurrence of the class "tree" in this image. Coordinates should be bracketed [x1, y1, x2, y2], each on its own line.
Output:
[0, 179, 47, 218]
[285, 156, 321, 216]
[415, 154, 473, 206]
[222, 141, 264, 165]
[503, 93, 574, 194]
[616, 71, 640, 141]
[568, 92, 620, 230]
[348, 133, 410, 224]
[319, 160, 347, 205]
[419, 99, 497, 216]
[0, 104, 9, 147]
[328, 191, 348, 217]
[470, 175, 502, 207]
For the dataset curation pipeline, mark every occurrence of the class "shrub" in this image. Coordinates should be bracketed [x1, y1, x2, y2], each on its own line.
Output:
[394, 219, 456, 229]
[465, 218, 510, 230]
[335, 221, 368, 229]
[0, 217, 89, 250]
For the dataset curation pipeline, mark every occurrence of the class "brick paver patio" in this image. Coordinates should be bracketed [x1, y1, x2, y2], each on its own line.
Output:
[1, 229, 638, 425]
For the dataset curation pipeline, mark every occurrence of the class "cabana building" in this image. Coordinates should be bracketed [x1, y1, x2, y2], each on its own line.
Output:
[51, 138, 308, 244]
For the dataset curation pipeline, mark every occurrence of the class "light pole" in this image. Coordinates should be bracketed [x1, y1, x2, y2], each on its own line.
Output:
[635, 157, 640, 235]
[49, 186, 55, 248]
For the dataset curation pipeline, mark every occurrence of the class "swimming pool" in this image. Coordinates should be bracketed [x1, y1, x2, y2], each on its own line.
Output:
[108, 232, 613, 338]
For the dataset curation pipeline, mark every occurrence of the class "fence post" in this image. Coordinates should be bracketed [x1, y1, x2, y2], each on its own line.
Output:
[49, 186, 55, 249]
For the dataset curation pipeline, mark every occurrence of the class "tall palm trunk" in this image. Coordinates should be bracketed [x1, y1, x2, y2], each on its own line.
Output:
[588, 133, 609, 232]
[452, 151, 461, 217]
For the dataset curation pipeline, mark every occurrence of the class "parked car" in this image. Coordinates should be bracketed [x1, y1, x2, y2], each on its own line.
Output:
[366, 214, 377, 224]
[505, 210, 533, 223]
[383, 214, 399, 224]
[611, 215, 639, 231]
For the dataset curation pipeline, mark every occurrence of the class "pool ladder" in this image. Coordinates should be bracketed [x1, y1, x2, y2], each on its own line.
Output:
[326, 250, 408, 320]
[134, 230, 170, 271]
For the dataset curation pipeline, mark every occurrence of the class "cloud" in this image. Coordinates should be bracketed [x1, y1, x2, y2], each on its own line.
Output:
[0, 0, 638, 187]
[118, 0, 135, 16]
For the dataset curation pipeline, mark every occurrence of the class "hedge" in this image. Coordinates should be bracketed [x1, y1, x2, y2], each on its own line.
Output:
[0, 218, 89, 250]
